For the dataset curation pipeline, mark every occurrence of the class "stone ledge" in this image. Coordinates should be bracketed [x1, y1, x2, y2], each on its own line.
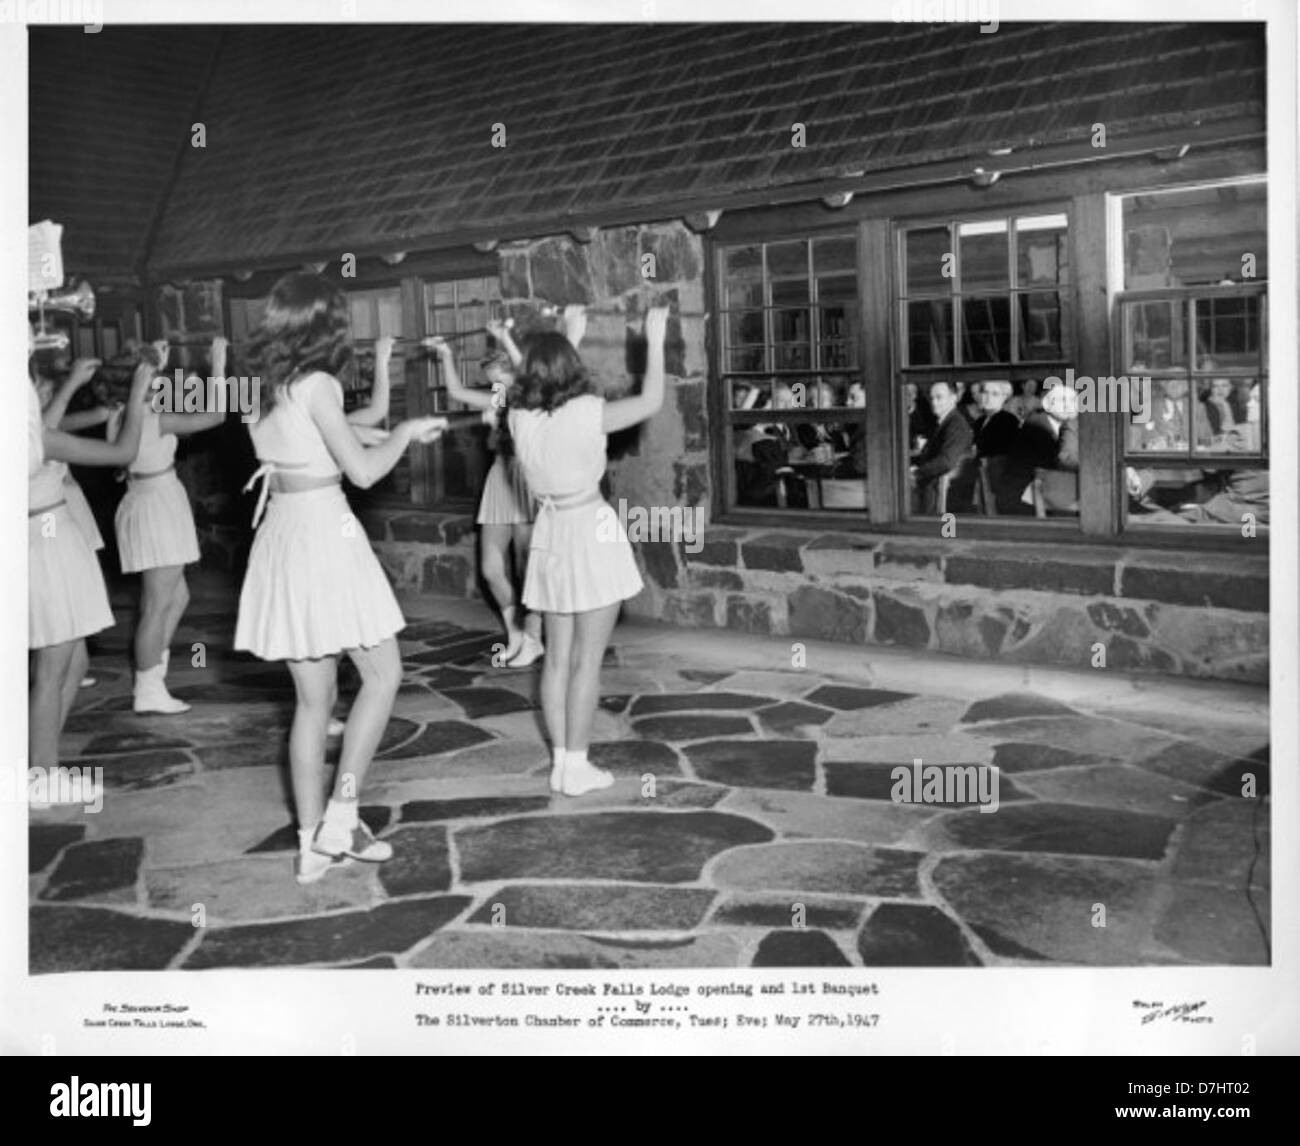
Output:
[1120, 556, 1267, 613]
[946, 546, 1116, 598]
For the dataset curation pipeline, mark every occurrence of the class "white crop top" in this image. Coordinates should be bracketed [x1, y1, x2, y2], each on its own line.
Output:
[508, 394, 606, 497]
[247, 372, 345, 478]
[129, 410, 179, 475]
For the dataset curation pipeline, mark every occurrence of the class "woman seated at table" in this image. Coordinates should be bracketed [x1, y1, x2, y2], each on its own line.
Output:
[1134, 378, 1191, 452]
[1195, 372, 1236, 450]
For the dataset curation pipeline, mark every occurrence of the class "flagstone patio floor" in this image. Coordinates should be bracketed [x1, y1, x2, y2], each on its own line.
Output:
[29, 574, 1271, 971]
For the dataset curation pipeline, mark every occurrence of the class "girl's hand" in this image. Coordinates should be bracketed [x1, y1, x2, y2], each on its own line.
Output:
[374, 335, 396, 361]
[150, 340, 170, 368]
[423, 335, 454, 358]
[211, 335, 229, 373]
[399, 415, 449, 445]
[68, 358, 101, 388]
[131, 356, 159, 398]
[644, 305, 669, 344]
[353, 425, 391, 446]
[486, 319, 511, 342]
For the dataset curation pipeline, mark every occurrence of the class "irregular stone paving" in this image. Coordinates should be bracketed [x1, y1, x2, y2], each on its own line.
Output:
[29, 586, 1271, 971]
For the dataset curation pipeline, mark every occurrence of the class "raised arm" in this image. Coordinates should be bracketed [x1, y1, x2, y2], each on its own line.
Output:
[41, 357, 100, 428]
[602, 306, 668, 434]
[47, 359, 152, 467]
[159, 336, 228, 436]
[348, 335, 393, 427]
[484, 319, 524, 370]
[429, 336, 494, 411]
[60, 405, 115, 432]
[562, 304, 587, 350]
[307, 374, 447, 489]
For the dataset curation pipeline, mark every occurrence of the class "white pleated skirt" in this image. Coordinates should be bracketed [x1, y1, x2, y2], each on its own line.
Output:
[115, 471, 200, 572]
[522, 495, 644, 614]
[63, 475, 104, 550]
[29, 504, 114, 649]
[235, 484, 405, 661]
[476, 455, 534, 526]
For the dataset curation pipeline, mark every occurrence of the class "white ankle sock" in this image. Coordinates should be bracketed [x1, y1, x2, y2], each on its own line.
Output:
[564, 749, 589, 770]
[552, 746, 565, 769]
[323, 798, 359, 832]
[298, 827, 317, 854]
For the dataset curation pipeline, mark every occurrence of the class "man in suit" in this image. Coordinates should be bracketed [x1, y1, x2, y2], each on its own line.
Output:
[910, 381, 975, 514]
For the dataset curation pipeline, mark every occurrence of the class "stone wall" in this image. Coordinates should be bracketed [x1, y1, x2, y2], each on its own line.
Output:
[360, 510, 1268, 684]
[495, 222, 711, 532]
[167, 231, 1269, 685]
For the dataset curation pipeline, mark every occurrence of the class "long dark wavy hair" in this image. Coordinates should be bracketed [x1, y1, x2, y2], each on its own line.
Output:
[244, 273, 354, 413]
[496, 331, 593, 459]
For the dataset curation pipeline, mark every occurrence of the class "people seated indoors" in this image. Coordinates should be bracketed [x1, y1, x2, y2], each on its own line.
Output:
[1196, 373, 1236, 449]
[1129, 383, 1266, 525]
[1004, 378, 1043, 421]
[971, 380, 1021, 457]
[1134, 378, 1190, 451]
[1016, 381, 1079, 472]
[904, 381, 939, 460]
[957, 381, 982, 425]
[909, 380, 975, 514]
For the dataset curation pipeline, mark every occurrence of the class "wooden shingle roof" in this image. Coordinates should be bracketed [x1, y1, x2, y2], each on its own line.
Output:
[32, 23, 1266, 282]
[28, 26, 223, 284]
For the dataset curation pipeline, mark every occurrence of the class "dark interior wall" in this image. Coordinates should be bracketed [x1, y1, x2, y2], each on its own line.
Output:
[28, 26, 222, 286]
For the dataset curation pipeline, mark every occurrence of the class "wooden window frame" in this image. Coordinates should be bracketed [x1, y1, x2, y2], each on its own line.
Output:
[706, 150, 1269, 553]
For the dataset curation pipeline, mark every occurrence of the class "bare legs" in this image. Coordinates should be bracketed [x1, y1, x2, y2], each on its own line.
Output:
[512, 524, 542, 642]
[542, 602, 620, 795]
[132, 565, 190, 713]
[540, 612, 575, 757]
[59, 640, 89, 727]
[285, 655, 339, 832]
[134, 564, 188, 671]
[479, 524, 522, 656]
[284, 637, 401, 833]
[30, 640, 82, 770]
[336, 638, 402, 799]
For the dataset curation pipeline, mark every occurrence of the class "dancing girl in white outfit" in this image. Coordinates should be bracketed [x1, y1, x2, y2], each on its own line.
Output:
[235, 272, 447, 884]
[505, 306, 668, 796]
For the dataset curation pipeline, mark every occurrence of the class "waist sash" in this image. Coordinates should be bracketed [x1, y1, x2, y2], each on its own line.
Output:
[243, 461, 341, 528]
[530, 488, 606, 569]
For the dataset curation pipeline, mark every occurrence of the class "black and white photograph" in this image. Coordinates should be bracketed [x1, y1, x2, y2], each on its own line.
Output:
[2, 0, 1296, 1062]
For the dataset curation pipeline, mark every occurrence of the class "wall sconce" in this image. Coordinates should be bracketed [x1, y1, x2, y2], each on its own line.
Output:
[970, 167, 1001, 188]
[568, 227, 598, 244]
[821, 191, 855, 209]
[1153, 143, 1191, 162]
[380, 251, 408, 265]
[473, 240, 499, 254]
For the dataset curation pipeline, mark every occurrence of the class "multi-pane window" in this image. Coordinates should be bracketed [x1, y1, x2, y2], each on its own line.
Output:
[1118, 178, 1268, 530]
[898, 212, 1077, 521]
[900, 213, 1071, 367]
[718, 236, 866, 511]
[424, 276, 504, 505]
